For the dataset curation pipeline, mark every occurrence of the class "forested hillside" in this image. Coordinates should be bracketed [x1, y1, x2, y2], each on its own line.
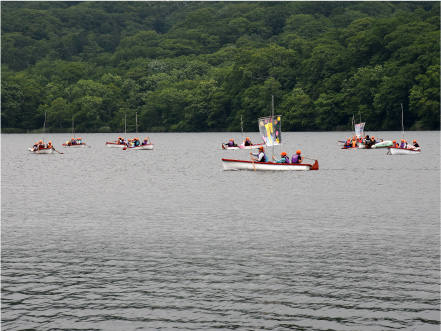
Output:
[1, 1, 439, 133]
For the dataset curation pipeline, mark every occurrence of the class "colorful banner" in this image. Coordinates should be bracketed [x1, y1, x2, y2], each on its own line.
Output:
[258, 116, 282, 146]
[355, 122, 365, 138]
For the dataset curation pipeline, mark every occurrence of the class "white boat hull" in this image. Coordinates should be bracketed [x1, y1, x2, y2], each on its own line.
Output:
[388, 147, 421, 155]
[371, 141, 393, 148]
[128, 144, 154, 150]
[106, 142, 126, 148]
[222, 158, 318, 171]
[28, 147, 54, 154]
[62, 143, 86, 148]
[222, 143, 266, 150]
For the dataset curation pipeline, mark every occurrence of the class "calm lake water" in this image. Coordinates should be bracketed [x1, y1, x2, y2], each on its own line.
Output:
[1, 131, 440, 330]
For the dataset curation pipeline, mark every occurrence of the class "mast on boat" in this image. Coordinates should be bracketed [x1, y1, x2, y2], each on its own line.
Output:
[72, 115, 75, 138]
[271, 95, 275, 159]
[240, 115, 244, 145]
[124, 113, 127, 141]
[136, 112, 138, 134]
[43, 110, 47, 143]
[401, 103, 405, 141]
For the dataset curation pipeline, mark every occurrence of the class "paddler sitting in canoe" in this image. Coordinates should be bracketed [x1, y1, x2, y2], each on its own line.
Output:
[244, 137, 252, 146]
[142, 137, 149, 145]
[272, 151, 290, 163]
[224, 139, 237, 147]
[291, 150, 303, 164]
[250, 146, 267, 162]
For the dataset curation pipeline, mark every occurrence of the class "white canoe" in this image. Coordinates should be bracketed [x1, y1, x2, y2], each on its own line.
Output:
[106, 142, 127, 148]
[28, 147, 54, 154]
[371, 140, 393, 149]
[62, 143, 86, 148]
[387, 147, 421, 155]
[222, 158, 319, 171]
[222, 143, 266, 150]
[127, 144, 154, 150]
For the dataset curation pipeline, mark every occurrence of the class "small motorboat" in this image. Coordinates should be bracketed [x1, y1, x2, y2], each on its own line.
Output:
[387, 146, 421, 155]
[222, 158, 319, 171]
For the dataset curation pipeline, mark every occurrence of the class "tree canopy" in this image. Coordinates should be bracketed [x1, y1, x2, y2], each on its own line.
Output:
[2, 1, 439, 133]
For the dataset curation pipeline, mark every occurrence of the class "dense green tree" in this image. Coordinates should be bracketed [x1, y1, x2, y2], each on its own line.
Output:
[1, 1, 439, 132]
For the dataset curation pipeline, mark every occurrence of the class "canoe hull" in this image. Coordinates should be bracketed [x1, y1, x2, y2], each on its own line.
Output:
[62, 143, 86, 148]
[371, 141, 393, 149]
[222, 158, 318, 171]
[128, 144, 154, 150]
[222, 143, 266, 150]
[106, 142, 126, 148]
[387, 147, 421, 155]
[28, 147, 54, 154]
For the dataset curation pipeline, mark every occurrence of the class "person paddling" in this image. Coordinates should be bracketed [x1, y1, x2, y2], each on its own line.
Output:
[251, 146, 267, 162]
[291, 150, 303, 164]
[273, 151, 290, 163]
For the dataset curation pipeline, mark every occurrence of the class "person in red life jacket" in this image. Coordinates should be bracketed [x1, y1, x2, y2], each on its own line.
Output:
[251, 146, 267, 162]
[244, 137, 252, 146]
[413, 140, 420, 148]
[273, 151, 290, 163]
[46, 141, 53, 149]
[38, 140, 45, 149]
[291, 150, 303, 164]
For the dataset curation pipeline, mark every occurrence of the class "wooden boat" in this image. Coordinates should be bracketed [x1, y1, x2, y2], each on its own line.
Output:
[62, 142, 86, 148]
[387, 104, 421, 155]
[222, 142, 265, 150]
[106, 142, 127, 148]
[127, 143, 154, 150]
[222, 158, 319, 171]
[28, 146, 54, 154]
[387, 146, 421, 155]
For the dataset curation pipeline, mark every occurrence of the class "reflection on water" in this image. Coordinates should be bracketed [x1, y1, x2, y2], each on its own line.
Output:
[1, 132, 440, 330]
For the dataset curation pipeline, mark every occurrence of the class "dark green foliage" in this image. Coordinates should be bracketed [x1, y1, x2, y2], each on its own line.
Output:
[1, 1, 439, 132]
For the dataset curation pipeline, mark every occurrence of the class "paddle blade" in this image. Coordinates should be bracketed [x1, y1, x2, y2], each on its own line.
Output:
[310, 160, 319, 170]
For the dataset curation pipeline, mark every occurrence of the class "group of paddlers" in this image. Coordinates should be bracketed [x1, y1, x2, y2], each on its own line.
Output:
[65, 137, 83, 145]
[31, 140, 53, 150]
[224, 137, 254, 147]
[392, 139, 420, 149]
[250, 146, 303, 164]
[117, 137, 150, 147]
[344, 135, 380, 148]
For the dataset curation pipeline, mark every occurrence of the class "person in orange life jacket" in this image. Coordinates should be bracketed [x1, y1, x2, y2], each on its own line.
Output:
[291, 150, 303, 164]
[392, 140, 399, 147]
[46, 141, 53, 149]
[351, 137, 357, 148]
[251, 146, 267, 162]
[273, 151, 290, 163]
[244, 137, 252, 146]
[413, 140, 420, 148]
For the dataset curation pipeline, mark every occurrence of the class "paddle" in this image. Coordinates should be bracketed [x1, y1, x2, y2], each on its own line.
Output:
[250, 152, 256, 171]
[53, 148, 63, 154]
